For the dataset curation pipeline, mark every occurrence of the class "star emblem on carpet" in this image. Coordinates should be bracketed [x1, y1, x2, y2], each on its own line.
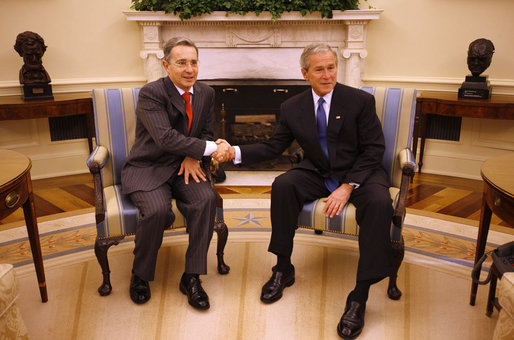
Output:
[233, 213, 267, 226]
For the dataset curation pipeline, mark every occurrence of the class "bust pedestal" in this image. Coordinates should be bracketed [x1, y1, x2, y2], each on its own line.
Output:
[458, 75, 491, 99]
[22, 83, 54, 101]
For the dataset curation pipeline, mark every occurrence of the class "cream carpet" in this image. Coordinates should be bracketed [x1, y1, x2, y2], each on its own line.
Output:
[4, 200, 512, 339]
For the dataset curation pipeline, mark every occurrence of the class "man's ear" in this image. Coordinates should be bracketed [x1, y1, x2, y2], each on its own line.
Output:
[301, 68, 308, 81]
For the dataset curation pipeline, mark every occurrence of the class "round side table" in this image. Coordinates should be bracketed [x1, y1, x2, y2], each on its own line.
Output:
[469, 153, 514, 307]
[0, 149, 48, 302]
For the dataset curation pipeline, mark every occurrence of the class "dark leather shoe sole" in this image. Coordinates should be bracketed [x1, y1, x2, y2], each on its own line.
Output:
[130, 274, 151, 305]
[260, 267, 295, 304]
[180, 278, 210, 310]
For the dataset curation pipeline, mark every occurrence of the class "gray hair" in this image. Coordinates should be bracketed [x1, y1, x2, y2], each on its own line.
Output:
[162, 37, 199, 62]
[300, 43, 338, 70]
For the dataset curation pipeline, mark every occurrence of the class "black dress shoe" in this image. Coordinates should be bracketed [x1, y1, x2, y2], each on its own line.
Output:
[180, 274, 210, 310]
[260, 265, 295, 303]
[130, 273, 151, 304]
[337, 296, 365, 339]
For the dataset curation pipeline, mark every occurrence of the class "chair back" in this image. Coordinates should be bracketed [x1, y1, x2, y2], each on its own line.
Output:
[92, 88, 140, 188]
[361, 87, 417, 188]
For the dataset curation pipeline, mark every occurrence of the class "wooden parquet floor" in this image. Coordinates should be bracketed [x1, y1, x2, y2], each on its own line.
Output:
[0, 172, 509, 227]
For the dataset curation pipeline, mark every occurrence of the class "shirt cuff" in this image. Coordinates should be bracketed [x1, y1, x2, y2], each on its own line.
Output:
[233, 146, 242, 164]
[204, 141, 217, 156]
[348, 182, 360, 189]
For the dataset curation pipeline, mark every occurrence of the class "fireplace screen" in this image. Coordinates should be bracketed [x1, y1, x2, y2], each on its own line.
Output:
[211, 83, 309, 170]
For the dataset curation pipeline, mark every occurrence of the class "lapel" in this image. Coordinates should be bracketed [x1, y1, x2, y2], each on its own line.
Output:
[326, 84, 349, 161]
[327, 83, 347, 136]
[163, 76, 190, 134]
[299, 91, 318, 141]
[189, 83, 204, 137]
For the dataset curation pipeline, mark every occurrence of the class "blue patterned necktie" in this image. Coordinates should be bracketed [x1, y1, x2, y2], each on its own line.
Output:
[317, 97, 339, 192]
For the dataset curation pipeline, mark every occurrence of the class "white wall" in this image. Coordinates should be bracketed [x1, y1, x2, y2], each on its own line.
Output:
[0, 0, 513, 179]
[364, 0, 514, 179]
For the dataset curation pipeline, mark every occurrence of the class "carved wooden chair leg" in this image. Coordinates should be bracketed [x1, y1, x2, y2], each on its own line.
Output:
[387, 236, 405, 300]
[94, 237, 124, 296]
[214, 221, 230, 274]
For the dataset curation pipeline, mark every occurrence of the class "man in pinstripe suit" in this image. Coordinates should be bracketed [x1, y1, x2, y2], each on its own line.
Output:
[216, 43, 392, 338]
[121, 37, 230, 309]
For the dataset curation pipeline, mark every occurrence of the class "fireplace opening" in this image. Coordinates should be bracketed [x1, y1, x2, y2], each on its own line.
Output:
[209, 81, 309, 170]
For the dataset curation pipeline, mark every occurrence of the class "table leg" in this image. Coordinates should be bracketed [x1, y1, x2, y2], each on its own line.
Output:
[412, 102, 421, 164]
[470, 183, 492, 306]
[85, 112, 95, 154]
[486, 265, 499, 316]
[22, 175, 48, 303]
[418, 113, 428, 173]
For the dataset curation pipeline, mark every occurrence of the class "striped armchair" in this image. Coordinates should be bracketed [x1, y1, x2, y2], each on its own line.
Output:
[296, 87, 417, 300]
[87, 88, 230, 296]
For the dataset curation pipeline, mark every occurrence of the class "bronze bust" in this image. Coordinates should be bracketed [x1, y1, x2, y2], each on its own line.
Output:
[14, 31, 53, 100]
[14, 31, 51, 85]
[459, 38, 495, 99]
[467, 38, 495, 77]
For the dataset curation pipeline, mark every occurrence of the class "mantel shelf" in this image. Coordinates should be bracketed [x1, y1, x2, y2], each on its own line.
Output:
[123, 10, 383, 23]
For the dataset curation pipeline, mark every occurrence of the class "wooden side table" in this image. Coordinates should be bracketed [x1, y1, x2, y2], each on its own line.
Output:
[0, 149, 48, 302]
[413, 92, 514, 173]
[0, 92, 95, 153]
[469, 153, 514, 307]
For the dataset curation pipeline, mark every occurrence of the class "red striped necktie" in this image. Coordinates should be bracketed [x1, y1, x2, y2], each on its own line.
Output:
[182, 92, 193, 133]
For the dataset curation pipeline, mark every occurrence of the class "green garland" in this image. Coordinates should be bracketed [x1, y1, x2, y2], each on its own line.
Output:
[131, 0, 364, 20]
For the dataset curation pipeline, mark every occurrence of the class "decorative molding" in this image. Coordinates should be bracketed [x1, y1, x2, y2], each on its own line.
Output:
[0, 77, 147, 97]
[226, 26, 279, 47]
[123, 10, 383, 22]
[1, 76, 512, 97]
[362, 76, 514, 94]
[470, 119, 514, 151]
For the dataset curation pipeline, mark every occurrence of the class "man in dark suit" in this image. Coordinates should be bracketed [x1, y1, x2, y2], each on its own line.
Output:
[121, 37, 230, 309]
[216, 43, 393, 338]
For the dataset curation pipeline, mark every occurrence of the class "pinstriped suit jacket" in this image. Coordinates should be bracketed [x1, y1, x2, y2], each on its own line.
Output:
[121, 76, 215, 194]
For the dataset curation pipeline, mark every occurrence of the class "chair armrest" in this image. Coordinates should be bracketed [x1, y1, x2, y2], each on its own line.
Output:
[87, 145, 109, 170]
[398, 148, 417, 175]
[86, 145, 109, 224]
[393, 148, 416, 227]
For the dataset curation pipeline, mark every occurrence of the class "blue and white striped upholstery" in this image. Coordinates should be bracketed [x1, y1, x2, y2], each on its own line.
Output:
[87, 88, 221, 239]
[297, 87, 417, 238]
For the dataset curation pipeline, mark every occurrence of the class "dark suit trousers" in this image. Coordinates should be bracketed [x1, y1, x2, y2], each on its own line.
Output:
[269, 167, 394, 281]
[129, 175, 216, 281]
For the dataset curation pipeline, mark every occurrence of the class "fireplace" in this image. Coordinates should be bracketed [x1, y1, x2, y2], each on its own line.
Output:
[207, 80, 309, 170]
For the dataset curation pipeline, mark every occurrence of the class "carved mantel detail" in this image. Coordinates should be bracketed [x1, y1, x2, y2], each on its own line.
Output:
[124, 10, 383, 87]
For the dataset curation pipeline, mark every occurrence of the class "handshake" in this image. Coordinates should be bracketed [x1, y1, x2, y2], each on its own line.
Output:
[212, 139, 235, 163]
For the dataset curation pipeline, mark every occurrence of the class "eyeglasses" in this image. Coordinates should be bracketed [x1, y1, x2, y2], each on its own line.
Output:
[172, 59, 199, 68]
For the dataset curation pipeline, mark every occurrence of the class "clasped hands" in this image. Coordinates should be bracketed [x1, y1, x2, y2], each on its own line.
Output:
[211, 139, 235, 163]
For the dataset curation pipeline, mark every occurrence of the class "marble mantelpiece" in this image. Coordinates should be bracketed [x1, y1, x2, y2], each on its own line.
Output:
[124, 10, 383, 87]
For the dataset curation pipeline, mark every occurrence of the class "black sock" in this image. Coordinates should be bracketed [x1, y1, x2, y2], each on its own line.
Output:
[183, 273, 199, 281]
[350, 277, 383, 304]
[276, 255, 292, 274]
